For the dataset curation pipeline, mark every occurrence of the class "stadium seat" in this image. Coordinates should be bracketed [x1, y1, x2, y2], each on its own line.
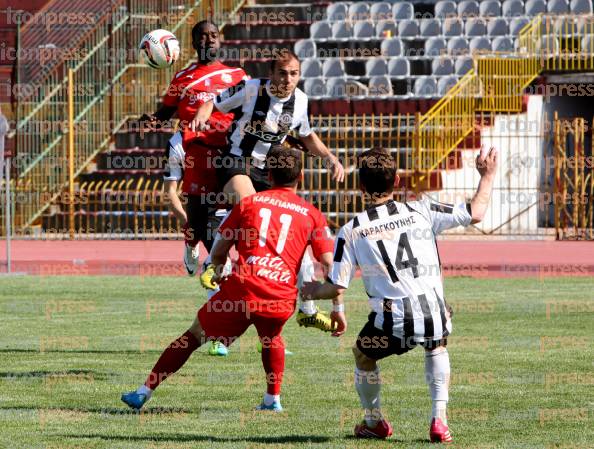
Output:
[538, 35, 560, 53]
[571, 0, 593, 14]
[294, 39, 316, 59]
[354, 22, 375, 39]
[577, 17, 594, 36]
[492, 36, 514, 51]
[581, 34, 594, 53]
[548, 0, 569, 13]
[370, 2, 392, 21]
[502, 0, 525, 17]
[310, 21, 332, 40]
[420, 19, 442, 37]
[466, 18, 488, 36]
[437, 75, 459, 95]
[435, 1, 457, 18]
[301, 58, 322, 78]
[510, 17, 530, 36]
[381, 37, 403, 56]
[488, 18, 509, 36]
[448, 37, 470, 55]
[480, 0, 502, 17]
[388, 57, 410, 77]
[525, 0, 547, 15]
[369, 75, 394, 96]
[322, 59, 345, 77]
[470, 36, 491, 53]
[392, 2, 414, 20]
[326, 78, 347, 97]
[349, 3, 370, 21]
[432, 57, 454, 75]
[376, 20, 398, 38]
[413, 76, 438, 97]
[554, 17, 578, 36]
[398, 19, 419, 37]
[303, 77, 325, 97]
[443, 18, 464, 37]
[366, 58, 389, 76]
[458, 0, 480, 17]
[425, 37, 447, 56]
[332, 22, 352, 40]
[327, 2, 348, 21]
[455, 56, 474, 74]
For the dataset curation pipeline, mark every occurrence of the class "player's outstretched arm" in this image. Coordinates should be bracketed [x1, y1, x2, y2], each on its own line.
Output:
[470, 146, 498, 224]
[299, 132, 345, 182]
[140, 105, 177, 127]
[189, 100, 215, 132]
[164, 180, 187, 223]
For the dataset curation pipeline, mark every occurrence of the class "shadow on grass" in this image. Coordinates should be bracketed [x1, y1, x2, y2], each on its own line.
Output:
[53, 434, 332, 444]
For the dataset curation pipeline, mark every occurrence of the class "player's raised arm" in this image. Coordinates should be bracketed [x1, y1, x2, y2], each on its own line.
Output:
[299, 132, 345, 182]
[190, 80, 248, 132]
[470, 146, 498, 224]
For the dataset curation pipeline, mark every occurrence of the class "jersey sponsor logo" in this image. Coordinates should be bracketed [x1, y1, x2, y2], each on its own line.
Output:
[243, 123, 285, 143]
[188, 91, 215, 104]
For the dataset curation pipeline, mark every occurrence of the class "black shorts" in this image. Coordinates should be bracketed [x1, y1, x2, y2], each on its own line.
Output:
[216, 153, 271, 193]
[356, 313, 448, 361]
[185, 194, 226, 252]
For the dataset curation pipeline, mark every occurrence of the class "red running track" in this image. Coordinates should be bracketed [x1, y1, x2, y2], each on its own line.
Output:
[0, 240, 593, 277]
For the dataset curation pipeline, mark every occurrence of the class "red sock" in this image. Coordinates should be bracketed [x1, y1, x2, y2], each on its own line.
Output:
[261, 335, 285, 395]
[144, 331, 200, 390]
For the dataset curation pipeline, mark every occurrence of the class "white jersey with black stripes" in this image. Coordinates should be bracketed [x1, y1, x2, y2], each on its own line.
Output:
[328, 197, 472, 343]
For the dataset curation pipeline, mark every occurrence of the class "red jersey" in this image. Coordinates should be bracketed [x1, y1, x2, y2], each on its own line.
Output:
[218, 188, 334, 305]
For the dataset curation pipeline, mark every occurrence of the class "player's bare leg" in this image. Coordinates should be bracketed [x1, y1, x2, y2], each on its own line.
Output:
[352, 346, 393, 439]
[425, 344, 452, 443]
[121, 316, 207, 409]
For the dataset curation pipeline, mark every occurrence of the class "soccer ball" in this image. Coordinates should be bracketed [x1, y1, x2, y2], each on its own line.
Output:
[139, 29, 180, 69]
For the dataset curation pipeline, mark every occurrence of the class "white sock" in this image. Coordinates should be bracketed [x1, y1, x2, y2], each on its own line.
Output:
[263, 393, 280, 406]
[425, 348, 450, 424]
[297, 250, 317, 314]
[136, 384, 153, 399]
[354, 367, 382, 427]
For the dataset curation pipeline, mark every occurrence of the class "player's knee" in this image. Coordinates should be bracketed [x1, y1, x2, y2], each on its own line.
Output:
[352, 345, 376, 371]
[188, 318, 205, 343]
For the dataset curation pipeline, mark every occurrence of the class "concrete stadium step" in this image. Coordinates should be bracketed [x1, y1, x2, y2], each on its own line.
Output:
[115, 130, 174, 150]
[95, 148, 167, 171]
[223, 22, 310, 41]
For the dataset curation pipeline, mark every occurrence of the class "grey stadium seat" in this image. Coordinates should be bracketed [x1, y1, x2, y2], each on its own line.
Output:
[470, 36, 491, 53]
[466, 18, 488, 36]
[420, 19, 441, 37]
[414, 76, 438, 97]
[303, 77, 325, 97]
[322, 59, 345, 77]
[502, 0, 524, 17]
[538, 35, 560, 53]
[432, 57, 454, 75]
[554, 17, 578, 36]
[369, 75, 394, 96]
[492, 36, 514, 51]
[376, 20, 398, 38]
[326, 78, 348, 97]
[301, 58, 322, 78]
[510, 17, 530, 36]
[435, 1, 457, 18]
[480, 0, 502, 17]
[388, 57, 410, 77]
[425, 37, 447, 56]
[443, 18, 464, 37]
[381, 37, 403, 56]
[525, 0, 547, 15]
[354, 21, 375, 39]
[448, 37, 470, 55]
[581, 35, 594, 53]
[294, 39, 316, 59]
[326, 2, 348, 21]
[455, 56, 474, 74]
[548, 0, 569, 13]
[393, 2, 414, 20]
[488, 18, 509, 37]
[437, 76, 459, 95]
[370, 2, 392, 21]
[310, 21, 332, 40]
[366, 58, 389, 76]
[332, 22, 352, 40]
[349, 3, 370, 21]
[458, 0, 480, 17]
[571, 0, 593, 13]
[398, 19, 419, 37]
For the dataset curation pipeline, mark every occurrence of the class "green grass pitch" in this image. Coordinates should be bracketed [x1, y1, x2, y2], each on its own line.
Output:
[0, 275, 593, 449]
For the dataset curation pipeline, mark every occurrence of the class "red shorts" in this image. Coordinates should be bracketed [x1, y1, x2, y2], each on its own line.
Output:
[182, 141, 221, 196]
[197, 291, 295, 346]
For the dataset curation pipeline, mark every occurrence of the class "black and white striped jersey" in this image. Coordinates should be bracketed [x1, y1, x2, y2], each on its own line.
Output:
[213, 78, 312, 169]
[329, 197, 473, 343]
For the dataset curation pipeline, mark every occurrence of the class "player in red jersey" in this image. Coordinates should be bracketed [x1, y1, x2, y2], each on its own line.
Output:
[121, 146, 346, 411]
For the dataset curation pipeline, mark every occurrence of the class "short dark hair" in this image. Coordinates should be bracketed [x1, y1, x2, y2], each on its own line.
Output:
[358, 148, 396, 195]
[192, 20, 218, 41]
[270, 50, 300, 73]
[266, 145, 302, 187]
